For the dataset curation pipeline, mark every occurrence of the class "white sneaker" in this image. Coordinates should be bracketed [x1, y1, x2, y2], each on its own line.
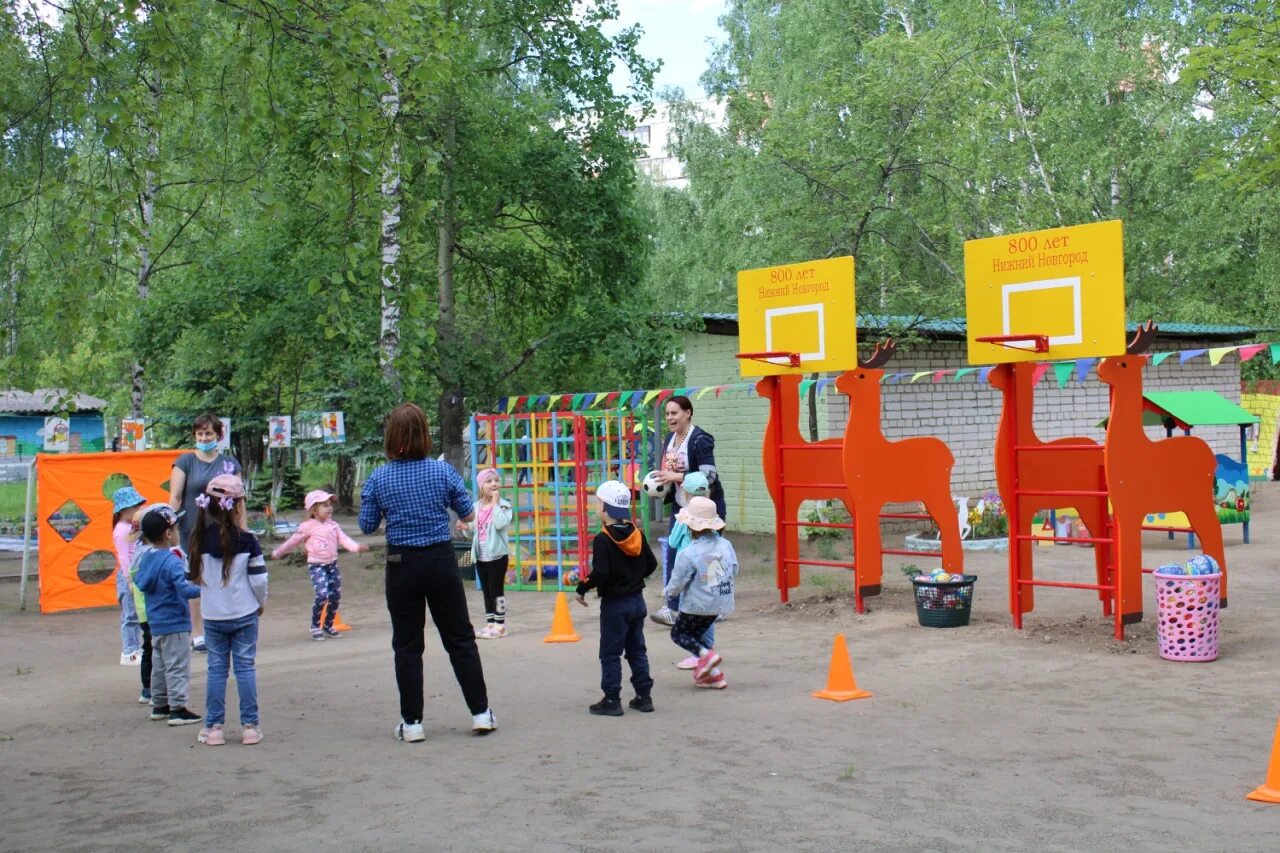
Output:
[396, 722, 425, 743]
[119, 651, 141, 666]
[650, 606, 676, 626]
[471, 709, 497, 734]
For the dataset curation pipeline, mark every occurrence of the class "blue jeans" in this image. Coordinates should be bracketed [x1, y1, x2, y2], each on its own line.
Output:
[117, 572, 141, 655]
[599, 593, 652, 700]
[203, 613, 260, 726]
[664, 515, 714, 647]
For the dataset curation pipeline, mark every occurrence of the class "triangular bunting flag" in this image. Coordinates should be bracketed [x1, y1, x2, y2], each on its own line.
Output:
[499, 397, 510, 413]
[910, 371, 930, 383]
[534, 395, 549, 409]
[1074, 358, 1097, 382]
[1151, 352, 1172, 367]
[1179, 349, 1207, 364]
[1052, 362, 1074, 388]
[1239, 344, 1267, 363]
[978, 367, 993, 383]
[954, 368, 976, 381]
[887, 373, 904, 384]
[1271, 343, 1280, 364]
[714, 385, 725, 398]
[628, 391, 645, 408]
[1031, 364, 1051, 385]
[641, 389, 661, 406]
[1208, 347, 1232, 366]
[799, 379, 813, 397]
[548, 395, 562, 409]
[696, 386, 714, 400]
[570, 393, 585, 409]
[514, 395, 528, 412]
[932, 370, 953, 383]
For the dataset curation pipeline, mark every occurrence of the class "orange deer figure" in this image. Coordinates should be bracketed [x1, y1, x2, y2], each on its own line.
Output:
[757, 373, 849, 596]
[989, 362, 1113, 622]
[836, 341, 964, 602]
[1097, 322, 1227, 618]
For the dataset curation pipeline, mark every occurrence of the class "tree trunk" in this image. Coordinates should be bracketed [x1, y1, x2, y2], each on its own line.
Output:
[378, 56, 403, 397]
[436, 104, 466, 474]
[3, 263, 17, 357]
[131, 112, 157, 417]
[336, 454, 356, 512]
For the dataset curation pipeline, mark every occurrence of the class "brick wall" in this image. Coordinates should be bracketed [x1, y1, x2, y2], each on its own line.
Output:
[680, 331, 1245, 534]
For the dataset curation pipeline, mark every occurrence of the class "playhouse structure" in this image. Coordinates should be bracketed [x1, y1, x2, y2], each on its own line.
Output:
[468, 410, 652, 590]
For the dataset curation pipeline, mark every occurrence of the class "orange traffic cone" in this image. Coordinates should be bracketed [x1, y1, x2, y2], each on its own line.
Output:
[543, 592, 582, 643]
[812, 633, 872, 702]
[1247, 716, 1280, 803]
[318, 604, 352, 632]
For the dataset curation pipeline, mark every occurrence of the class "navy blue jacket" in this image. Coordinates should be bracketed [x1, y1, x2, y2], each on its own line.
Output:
[133, 548, 202, 636]
[664, 426, 727, 520]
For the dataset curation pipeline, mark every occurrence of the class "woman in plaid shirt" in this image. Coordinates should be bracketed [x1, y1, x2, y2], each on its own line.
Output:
[359, 403, 496, 743]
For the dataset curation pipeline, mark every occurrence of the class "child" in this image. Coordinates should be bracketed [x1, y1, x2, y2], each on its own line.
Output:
[129, 503, 183, 710]
[111, 486, 146, 671]
[458, 469, 513, 638]
[188, 474, 268, 746]
[272, 489, 367, 640]
[663, 497, 738, 690]
[663, 472, 716, 671]
[574, 481, 658, 716]
[132, 505, 203, 725]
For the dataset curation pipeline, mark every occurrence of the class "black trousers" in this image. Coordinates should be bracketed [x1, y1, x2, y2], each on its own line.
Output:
[476, 556, 508, 622]
[385, 543, 489, 723]
[140, 621, 152, 692]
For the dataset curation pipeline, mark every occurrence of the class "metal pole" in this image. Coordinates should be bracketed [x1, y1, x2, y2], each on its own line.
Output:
[19, 457, 36, 611]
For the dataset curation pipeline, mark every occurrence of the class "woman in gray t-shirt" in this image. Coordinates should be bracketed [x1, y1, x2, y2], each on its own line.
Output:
[168, 413, 242, 547]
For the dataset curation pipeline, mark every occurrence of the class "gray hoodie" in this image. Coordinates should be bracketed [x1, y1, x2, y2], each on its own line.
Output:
[663, 533, 738, 616]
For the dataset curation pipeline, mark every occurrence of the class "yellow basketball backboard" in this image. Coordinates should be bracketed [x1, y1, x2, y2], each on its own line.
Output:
[736, 256, 856, 377]
[964, 220, 1125, 364]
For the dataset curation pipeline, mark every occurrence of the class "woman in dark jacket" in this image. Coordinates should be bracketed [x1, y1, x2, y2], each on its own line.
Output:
[650, 395, 727, 627]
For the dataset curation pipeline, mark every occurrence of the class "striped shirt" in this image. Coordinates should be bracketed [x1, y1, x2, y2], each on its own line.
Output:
[359, 458, 474, 547]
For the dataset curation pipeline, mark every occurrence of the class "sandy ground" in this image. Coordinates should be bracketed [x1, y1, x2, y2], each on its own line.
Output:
[3, 487, 1280, 852]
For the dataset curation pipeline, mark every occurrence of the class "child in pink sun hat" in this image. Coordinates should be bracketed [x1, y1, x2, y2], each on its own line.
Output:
[663, 496, 738, 690]
[272, 489, 368, 640]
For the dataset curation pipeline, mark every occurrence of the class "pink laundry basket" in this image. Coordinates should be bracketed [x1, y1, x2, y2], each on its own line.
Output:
[1153, 570, 1221, 661]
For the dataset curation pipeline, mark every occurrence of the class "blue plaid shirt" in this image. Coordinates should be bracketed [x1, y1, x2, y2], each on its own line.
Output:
[359, 459, 474, 547]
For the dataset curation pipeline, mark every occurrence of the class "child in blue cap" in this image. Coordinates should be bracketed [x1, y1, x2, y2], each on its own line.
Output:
[111, 486, 148, 677]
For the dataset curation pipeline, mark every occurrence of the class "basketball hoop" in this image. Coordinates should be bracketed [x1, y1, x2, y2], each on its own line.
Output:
[975, 334, 1050, 354]
[736, 351, 802, 368]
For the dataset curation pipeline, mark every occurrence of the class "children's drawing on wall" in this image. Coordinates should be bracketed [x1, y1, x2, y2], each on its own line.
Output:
[268, 415, 292, 449]
[120, 419, 145, 452]
[322, 411, 346, 444]
[42, 416, 70, 452]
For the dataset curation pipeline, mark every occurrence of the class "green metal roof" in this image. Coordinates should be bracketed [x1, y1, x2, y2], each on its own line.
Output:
[697, 313, 1263, 342]
[1097, 391, 1259, 429]
[1143, 391, 1259, 428]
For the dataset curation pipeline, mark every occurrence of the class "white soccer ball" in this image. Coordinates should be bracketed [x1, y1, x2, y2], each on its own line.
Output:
[641, 470, 670, 499]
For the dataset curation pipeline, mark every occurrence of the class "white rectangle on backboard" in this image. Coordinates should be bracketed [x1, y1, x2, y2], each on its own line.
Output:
[1001, 276, 1082, 348]
[764, 303, 826, 365]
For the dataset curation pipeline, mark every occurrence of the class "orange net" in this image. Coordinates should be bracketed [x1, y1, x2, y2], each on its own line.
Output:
[36, 450, 182, 613]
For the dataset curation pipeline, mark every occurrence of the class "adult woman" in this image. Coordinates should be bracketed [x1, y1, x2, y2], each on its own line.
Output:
[358, 402, 496, 743]
[168, 413, 242, 653]
[650, 395, 727, 626]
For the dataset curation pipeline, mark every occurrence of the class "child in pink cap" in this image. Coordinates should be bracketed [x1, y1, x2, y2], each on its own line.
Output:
[457, 469, 513, 638]
[272, 489, 368, 640]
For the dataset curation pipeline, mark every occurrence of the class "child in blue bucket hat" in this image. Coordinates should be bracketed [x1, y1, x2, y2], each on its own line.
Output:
[112, 486, 148, 681]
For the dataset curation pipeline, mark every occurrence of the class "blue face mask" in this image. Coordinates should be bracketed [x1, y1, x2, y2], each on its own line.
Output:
[195, 440, 219, 452]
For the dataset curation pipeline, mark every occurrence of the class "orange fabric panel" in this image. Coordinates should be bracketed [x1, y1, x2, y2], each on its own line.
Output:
[36, 450, 182, 614]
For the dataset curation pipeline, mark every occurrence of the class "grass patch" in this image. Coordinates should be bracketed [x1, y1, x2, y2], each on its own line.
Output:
[0, 482, 30, 521]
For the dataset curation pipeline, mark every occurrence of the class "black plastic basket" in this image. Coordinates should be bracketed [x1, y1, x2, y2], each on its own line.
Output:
[453, 541, 475, 580]
[912, 575, 976, 628]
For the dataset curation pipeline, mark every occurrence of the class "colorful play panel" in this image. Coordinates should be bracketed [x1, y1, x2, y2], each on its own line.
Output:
[468, 411, 653, 591]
